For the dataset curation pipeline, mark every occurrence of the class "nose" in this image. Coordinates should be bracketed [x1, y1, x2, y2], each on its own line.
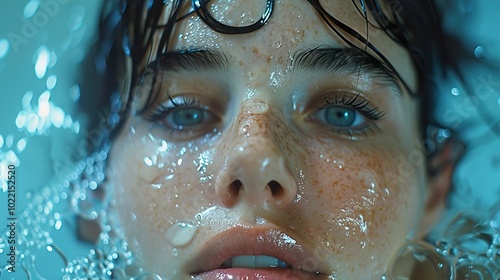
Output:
[215, 100, 298, 208]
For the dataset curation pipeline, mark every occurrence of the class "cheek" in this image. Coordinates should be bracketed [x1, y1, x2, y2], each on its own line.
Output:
[295, 142, 424, 263]
[106, 118, 221, 238]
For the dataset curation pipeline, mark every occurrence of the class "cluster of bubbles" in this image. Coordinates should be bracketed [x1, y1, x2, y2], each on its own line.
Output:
[0, 147, 164, 279]
[385, 209, 500, 279]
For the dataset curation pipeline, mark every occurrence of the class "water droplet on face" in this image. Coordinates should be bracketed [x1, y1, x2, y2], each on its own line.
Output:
[383, 188, 390, 198]
[143, 156, 157, 167]
[150, 183, 162, 189]
[165, 222, 198, 247]
[158, 140, 168, 152]
[194, 213, 204, 226]
[241, 124, 251, 137]
[272, 36, 283, 49]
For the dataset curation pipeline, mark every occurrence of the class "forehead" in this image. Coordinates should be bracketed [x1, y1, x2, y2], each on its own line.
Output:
[151, 0, 416, 91]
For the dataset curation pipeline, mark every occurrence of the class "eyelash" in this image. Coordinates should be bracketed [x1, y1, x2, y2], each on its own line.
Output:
[316, 93, 386, 120]
[313, 93, 386, 138]
[146, 94, 196, 115]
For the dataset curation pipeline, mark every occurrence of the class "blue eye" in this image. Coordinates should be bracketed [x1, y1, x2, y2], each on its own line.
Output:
[172, 107, 204, 127]
[309, 94, 386, 138]
[145, 100, 218, 138]
[321, 105, 365, 128]
[161, 106, 216, 131]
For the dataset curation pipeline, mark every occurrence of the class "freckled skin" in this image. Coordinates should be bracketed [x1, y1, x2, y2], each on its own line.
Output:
[107, 1, 428, 279]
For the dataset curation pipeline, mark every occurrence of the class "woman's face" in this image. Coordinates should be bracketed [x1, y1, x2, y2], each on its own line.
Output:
[107, 1, 429, 279]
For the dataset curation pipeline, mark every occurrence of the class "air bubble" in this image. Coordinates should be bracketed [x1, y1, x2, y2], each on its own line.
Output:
[35, 46, 50, 79]
[46, 75, 57, 90]
[474, 46, 486, 59]
[387, 242, 451, 279]
[491, 249, 500, 267]
[490, 209, 500, 232]
[0, 38, 9, 59]
[24, 0, 40, 18]
[456, 264, 494, 280]
[456, 233, 492, 254]
[16, 138, 28, 153]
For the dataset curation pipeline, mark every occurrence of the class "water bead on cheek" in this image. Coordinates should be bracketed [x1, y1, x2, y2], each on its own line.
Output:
[165, 222, 198, 247]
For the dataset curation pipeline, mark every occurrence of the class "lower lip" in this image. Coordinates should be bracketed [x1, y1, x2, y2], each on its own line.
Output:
[195, 268, 323, 280]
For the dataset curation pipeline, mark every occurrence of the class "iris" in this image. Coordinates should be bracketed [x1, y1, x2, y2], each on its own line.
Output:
[173, 108, 204, 127]
[325, 106, 355, 127]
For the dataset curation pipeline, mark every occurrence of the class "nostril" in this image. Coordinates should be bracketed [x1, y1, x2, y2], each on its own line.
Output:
[268, 180, 284, 197]
[229, 180, 243, 198]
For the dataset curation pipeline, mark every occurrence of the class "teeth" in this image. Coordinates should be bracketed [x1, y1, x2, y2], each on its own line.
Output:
[221, 255, 290, 269]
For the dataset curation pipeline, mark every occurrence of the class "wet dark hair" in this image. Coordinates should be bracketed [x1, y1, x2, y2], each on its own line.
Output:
[80, 0, 472, 172]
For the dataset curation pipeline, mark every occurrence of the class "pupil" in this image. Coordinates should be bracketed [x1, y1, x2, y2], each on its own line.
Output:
[325, 106, 355, 127]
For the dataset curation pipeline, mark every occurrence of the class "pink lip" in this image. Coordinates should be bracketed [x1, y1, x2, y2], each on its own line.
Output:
[187, 227, 329, 279]
[196, 268, 323, 280]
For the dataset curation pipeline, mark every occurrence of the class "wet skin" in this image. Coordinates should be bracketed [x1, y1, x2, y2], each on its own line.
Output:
[107, 1, 434, 279]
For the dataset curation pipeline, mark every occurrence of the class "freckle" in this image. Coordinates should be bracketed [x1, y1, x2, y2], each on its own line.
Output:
[266, 56, 271, 64]
[252, 47, 259, 55]
[239, 60, 243, 66]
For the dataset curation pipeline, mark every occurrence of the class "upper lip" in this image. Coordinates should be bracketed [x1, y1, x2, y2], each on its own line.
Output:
[187, 226, 329, 275]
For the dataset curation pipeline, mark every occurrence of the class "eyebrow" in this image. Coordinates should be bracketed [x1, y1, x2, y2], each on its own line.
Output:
[159, 49, 229, 72]
[292, 47, 401, 92]
[158, 47, 401, 94]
